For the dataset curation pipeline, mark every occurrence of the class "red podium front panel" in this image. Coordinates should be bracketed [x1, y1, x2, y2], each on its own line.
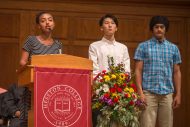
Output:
[34, 67, 91, 127]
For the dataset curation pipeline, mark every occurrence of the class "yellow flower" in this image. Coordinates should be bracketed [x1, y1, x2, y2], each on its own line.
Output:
[95, 102, 102, 108]
[119, 73, 125, 80]
[129, 88, 134, 93]
[104, 75, 110, 82]
[116, 79, 123, 85]
[127, 92, 131, 98]
[111, 74, 117, 79]
[124, 87, 130, 92]
[112, 93, 118, 97]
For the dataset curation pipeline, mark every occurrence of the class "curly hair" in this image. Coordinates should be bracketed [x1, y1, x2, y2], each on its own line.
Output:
[149, 16, 169, 31]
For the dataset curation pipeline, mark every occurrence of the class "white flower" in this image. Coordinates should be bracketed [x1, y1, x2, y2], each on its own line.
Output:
[96, 86, 103, 95]
[102, 84, 109, 92]
[96, 89, 100, 95]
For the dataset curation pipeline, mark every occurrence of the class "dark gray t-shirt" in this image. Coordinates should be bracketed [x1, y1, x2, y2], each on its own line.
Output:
[23, 36, 62, 59]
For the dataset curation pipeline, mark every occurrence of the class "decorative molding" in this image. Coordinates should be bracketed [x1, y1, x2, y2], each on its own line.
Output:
[0, 1, 190, 17]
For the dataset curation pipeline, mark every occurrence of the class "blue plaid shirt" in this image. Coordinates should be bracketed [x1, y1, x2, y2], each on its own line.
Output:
[134, 37, 182, 94]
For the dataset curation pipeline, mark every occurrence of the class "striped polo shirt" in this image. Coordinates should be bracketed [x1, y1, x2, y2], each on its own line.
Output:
[23, 36, 62, 59]
[134, 37, 182, 94]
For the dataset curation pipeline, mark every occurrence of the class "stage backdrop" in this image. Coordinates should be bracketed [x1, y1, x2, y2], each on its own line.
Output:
[34, 67, 91, 127]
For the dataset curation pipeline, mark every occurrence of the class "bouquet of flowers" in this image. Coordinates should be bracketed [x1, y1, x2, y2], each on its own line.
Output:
[92, 57, 143, 127]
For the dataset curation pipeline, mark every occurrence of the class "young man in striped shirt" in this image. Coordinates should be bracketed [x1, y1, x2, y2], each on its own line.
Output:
[134, 16, 182, 127]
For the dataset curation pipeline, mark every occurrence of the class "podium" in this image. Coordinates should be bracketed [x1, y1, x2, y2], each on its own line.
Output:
[17, 54, 93, 127]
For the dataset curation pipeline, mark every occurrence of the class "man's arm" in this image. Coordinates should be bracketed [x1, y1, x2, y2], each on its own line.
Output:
[172, 64, 181, 109]
[123, 46, 131, 73]
[135, 60, 145, 102]
[88, 45, 100, 76]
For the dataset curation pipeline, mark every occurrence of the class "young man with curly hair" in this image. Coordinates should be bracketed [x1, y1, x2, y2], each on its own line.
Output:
[134, 16, 182, 127]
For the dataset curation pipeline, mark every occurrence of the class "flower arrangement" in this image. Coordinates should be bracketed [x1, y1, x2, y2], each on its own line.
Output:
[92, 57, 143, 127]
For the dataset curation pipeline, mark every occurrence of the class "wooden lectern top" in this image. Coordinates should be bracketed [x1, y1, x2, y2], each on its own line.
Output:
[31, 54, 93, 70]
[18, 54, 93, 85]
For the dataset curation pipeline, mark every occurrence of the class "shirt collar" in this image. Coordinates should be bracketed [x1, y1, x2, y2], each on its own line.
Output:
[151, 37, 167, 45]
[102, 37, 116, 45]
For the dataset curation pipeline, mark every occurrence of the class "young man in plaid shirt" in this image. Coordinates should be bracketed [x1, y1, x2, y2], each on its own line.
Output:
[134, 16, 182, 127]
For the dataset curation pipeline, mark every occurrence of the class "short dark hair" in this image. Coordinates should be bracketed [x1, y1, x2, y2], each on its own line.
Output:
[35, 12, 53, 24]
[99, 14, 118, 27]
[149, 16, 169, 31]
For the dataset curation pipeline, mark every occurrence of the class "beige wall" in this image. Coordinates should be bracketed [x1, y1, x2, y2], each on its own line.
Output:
[0, 0, 189, 126]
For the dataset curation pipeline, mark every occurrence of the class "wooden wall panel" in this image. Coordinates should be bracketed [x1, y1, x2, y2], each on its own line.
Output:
[71, 44, 89, 58]
[0, 12, 20, 88]
[0, 43, 19, 88]
[116, 16, 148, 42]
[0, 13, 19, 37]
[53, 16, 69, 39]
[166, 18, 185, 44]
[186, 19, 190, 127]
[76, 17, 101, 40]
[1, 1, 190, 17]
[0, 0, 189, 126]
